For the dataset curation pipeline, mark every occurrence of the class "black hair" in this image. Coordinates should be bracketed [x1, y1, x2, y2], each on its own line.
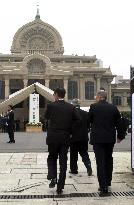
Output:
[54, 88, 66, 98]
[100, 87, 105, 91]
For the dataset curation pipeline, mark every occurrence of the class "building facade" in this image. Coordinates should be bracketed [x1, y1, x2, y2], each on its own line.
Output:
[0, 10, 130, 125]
[112, 77, 130, 112]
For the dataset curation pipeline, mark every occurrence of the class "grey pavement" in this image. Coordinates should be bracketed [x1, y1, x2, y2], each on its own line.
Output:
[0, 151, 134, 205]
[0, 132, 131, 152]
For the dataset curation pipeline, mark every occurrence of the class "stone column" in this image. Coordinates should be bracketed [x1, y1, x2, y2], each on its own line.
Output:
[23, 79, 28, 88]
[107, 80, 112, 103]
[45, 78, 50, 88]
[79, 75, 84, 101]
[123, 92, 128, 107]
[5, 78, 9, 99]
[95, 74, 101, 92]
[64, 78, 68, 101]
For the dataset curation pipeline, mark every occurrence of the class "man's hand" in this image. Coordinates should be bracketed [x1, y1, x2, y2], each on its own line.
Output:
[117, 138, 122, 143]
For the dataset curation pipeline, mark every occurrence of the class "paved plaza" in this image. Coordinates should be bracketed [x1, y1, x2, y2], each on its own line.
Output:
[0, 132, 131, 152]
[0, 132, 133, 204]
[0, 151, 134, 205]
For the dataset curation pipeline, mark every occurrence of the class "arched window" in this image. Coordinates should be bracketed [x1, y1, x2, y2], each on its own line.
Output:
[112, 96, 122, 106]
[68, 81, 78, 100]
[85, 81, 94, 100]
[27, 58, 46, 74]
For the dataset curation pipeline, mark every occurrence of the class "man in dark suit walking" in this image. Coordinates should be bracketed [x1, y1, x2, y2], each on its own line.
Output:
[45, 88, 81, 194]
[88, 91, 124, 197]
[6, 105, 15, 143]
[69, 98, 92, 176]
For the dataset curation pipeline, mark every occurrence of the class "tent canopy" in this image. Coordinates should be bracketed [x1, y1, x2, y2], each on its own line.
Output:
[0, 83, 90, 113]
[0, 82, 54, 113]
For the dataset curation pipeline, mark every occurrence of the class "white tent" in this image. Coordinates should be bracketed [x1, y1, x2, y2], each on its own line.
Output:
[0, 82, 54, 113]
[0, 83, 90, 113]
[80, 107, 90, 112]
[35, 82, 54, 101]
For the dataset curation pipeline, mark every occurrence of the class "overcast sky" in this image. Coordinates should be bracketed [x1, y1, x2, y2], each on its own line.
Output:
[0, 0, 134, 79]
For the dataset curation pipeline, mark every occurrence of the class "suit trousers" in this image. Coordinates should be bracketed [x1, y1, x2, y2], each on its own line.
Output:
[47, 143, 69, 190]
[93, 143, 114, 189]
[70, 141, 91, 172]
[7, 127, 14, 142]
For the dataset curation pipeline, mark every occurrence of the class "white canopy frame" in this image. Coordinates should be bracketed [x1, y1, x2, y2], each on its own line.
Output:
[0, 82, 54, 113]
[0, 83, 90, 113]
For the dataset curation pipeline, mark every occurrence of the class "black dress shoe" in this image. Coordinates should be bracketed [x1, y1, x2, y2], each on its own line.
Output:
[56, 189, 63, 195]
[7, 141, 11, 143]
[69, 170, 78, 174]
[87, 167, 92, 176]
[98, 186, 111, 192]
[99, 191, 111, 197]
[11, 140, 15, 143]
[49, 178, 57, 188]
[99, 187, 111, 197]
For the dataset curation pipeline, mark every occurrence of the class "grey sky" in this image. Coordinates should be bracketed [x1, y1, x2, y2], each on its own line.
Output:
[0, 0, 133, 79]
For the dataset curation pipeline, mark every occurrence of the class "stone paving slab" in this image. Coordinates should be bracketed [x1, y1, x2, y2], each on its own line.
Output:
[0, 179, 19, 192]
[0, 173, 31, 180]
[0, 200, 57, 205]
[31, 173, 48, 179]
[57, 198, 134, 205]
[0, 199, 134, 205]
[11, 168, 46, 174]
[0, 152, 133, 205]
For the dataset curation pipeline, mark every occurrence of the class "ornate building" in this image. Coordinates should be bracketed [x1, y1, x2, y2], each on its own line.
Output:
[111, 77, 130, 112]
[0, 10, 130, 125]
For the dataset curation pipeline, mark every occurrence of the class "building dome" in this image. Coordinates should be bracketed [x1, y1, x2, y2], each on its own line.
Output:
[11, 11, 64, 55]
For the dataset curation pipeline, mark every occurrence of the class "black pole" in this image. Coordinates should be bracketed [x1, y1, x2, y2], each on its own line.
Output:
[130, 66, 134, 173]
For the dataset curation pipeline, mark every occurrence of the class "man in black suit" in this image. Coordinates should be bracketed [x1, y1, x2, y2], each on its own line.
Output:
[6, 105, 15, 143]
[69, 98, 92, 176]
[45, 88, 81, 194]
[88, 91, 124, 197]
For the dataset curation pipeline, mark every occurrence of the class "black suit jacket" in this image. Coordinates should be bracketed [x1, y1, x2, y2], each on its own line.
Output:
[7, 110, 14, 131]
[45, 100, 81, 145]
[88, 100, 123, 144]
[71, 108, 89, 142]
